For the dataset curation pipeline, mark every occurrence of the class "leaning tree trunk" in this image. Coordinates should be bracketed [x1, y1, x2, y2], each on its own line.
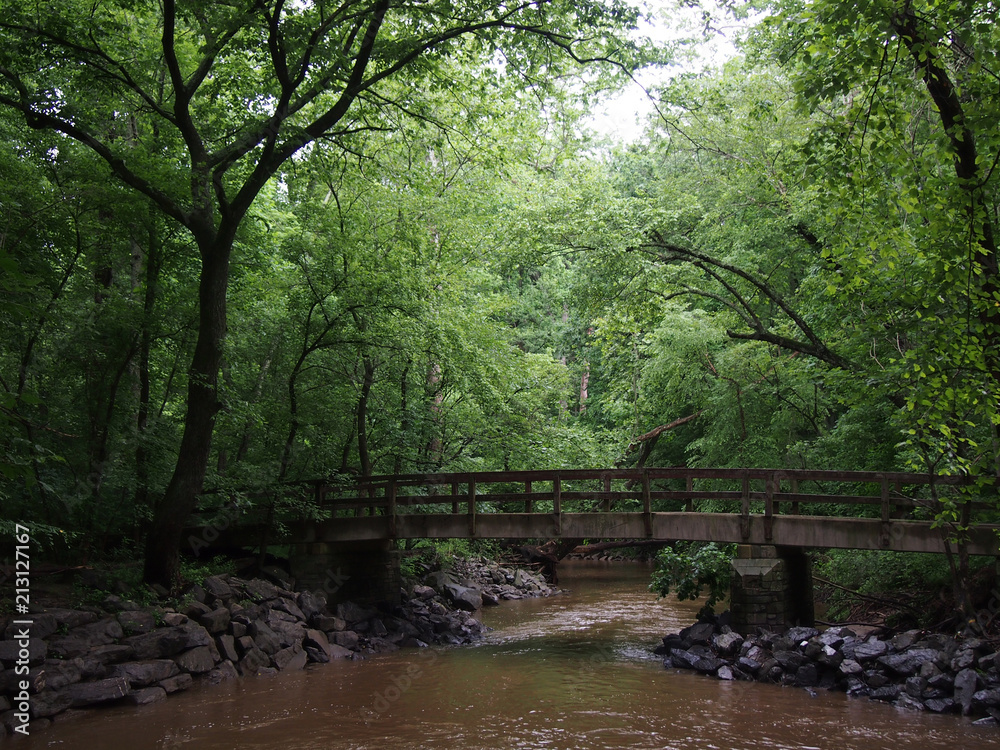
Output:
[143, 238, 230, 589]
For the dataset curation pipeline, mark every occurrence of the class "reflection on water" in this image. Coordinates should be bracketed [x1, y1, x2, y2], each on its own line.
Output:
[21, 561, 1000, 750]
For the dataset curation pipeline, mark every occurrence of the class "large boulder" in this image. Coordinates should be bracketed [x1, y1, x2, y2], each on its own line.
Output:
[174, 646, 216, 675]
[48, 618, 123, 659]
[63, 676, 131, 707]
[443, 584, 482, 612]
[123, 627, 189, 660]
[108, 660, 179, 687]
[954, 668, 980, 715]
[876, 649, 940, 677]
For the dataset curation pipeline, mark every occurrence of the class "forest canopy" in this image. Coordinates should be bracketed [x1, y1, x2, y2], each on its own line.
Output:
[1, 0, 998, 592]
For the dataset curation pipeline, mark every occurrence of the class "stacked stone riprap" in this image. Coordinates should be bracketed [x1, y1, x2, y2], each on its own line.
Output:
[0, 561, 553, 737]
[657, 617, 1000, 726]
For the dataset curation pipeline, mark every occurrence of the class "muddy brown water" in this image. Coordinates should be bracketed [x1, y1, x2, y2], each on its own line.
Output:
[17, 560, 1000, 749]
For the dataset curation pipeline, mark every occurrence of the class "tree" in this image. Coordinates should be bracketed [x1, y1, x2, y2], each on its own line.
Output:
[0, 0, 649, 586]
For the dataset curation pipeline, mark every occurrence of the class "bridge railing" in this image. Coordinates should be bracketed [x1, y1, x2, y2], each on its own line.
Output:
[301, 467, 994, 542]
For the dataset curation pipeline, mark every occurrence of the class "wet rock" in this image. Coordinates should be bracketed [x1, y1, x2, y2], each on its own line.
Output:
[877, 649, 940, 677]
[954, 668, 980, 715]
[198, 608, 231, 635]
[63, 676, 131, 707]
[712, 632, 743, 657]
[786, 627, 820, 643]
[158, 673, 194, 694]
[853, 639, 889, 662]
[117, 611, 156, 635]
[216, 634, 239, 663]
[123, 628, 188, 660]
[205, 662, 239, 684]
[174, 646, 216, 675]
[202, 576, 234, 602]
[108, 660, 178, 687]
[30, 690, 73, 719]
[272, 644, 308, 671]
[125, 687, 167, 706]
[924, 698, 955, 714]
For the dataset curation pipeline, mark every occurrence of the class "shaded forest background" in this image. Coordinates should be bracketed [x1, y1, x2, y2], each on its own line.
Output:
[1, 0, 998, 613]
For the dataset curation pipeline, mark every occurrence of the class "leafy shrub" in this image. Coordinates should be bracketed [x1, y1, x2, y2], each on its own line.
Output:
[649, 542, 737, 616]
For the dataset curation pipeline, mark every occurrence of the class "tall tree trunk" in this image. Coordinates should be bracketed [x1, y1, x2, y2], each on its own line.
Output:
[356, 355, 376, 477]
[143, 237, 230, 588]
[134, 220, 161, 513]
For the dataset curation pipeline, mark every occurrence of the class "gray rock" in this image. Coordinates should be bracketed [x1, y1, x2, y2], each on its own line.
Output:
[331, 631, 360, 650]
[30, 690, 73, 719]
[216, 634, 239, 663]
[972, 688, 1000, 710]
[117, 611, 157, 635]
[250, 621, 281, 655]
[40, 659, 82, 690]
[773, 650, 808, 672]
[954, 668, 980, 715]
[853, 639, 888, 661]
[924, 698, 955, 713]
[125, 687, 167, 705]
[838, 659, 863, 676]
[162, 613, 188, 627]
[123, 627, 189, 660]
[63, 676, 131, 707]
[877, 648, 939, 676]
[816, 630, 845, 649]
[684, 622, 716, 646]
[297, 591, 325, 622]
[159, 673, 194, 693]
[786, 627, 820, 643]
[890, 630, 924, 652]
[272, 644, 308, 671]
[198, 608, 231, 634]
[894, 693, 926, 711]
[905, 675, 926, 698]
[48, 618, 123, 659]
[202, 575, 234, 601]
[795, 664, 819, 687]
[238, 646, 270, 675]
[271, 597, 307, 622]
[951, 649, 976, 671]
[869, 685, 902, 702]
[327, 643, 355, 659]
[412, 585, 437, 600]
[712, 632, 743, 656]
[108, 659, 178, 687]
[205, 661, 240, 684]
[175, 646, 217, 674]
[88, 644, 135, 664]
[443, 583, 483, 612]
[270, 617, 307, 647]
[183, 600, 213, 619]
[316, 615, 346, 632]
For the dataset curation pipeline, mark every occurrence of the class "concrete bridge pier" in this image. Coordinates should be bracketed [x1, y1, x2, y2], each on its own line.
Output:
[289, 540, 401, 607]
[729, 544, 814, 634]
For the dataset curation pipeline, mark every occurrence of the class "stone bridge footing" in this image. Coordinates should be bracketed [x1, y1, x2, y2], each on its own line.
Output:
[729, 544, 814, 634]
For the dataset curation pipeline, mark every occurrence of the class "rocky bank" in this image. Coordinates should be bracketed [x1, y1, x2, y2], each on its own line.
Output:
[0, 558, 554, 738]
[658, 615, 1000, 726]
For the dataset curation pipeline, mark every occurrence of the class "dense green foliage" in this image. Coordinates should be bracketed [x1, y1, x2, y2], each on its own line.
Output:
[650, 542, 737, 616]
[1, 0, 998, 605]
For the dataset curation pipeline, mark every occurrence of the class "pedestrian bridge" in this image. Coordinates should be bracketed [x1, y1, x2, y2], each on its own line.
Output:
[281, 467, 999, 555]
[205, 467, 998, 632]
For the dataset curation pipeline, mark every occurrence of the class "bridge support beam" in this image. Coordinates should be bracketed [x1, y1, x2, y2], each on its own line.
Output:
[289, 540, 401, 607]
[729, 544, 813, 634]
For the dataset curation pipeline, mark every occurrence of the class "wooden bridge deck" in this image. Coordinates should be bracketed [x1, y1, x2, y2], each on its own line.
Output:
[212, 467, 1000, 555]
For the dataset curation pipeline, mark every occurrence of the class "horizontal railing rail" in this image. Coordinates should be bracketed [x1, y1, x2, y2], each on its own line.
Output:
[192, 467, 999, 550]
